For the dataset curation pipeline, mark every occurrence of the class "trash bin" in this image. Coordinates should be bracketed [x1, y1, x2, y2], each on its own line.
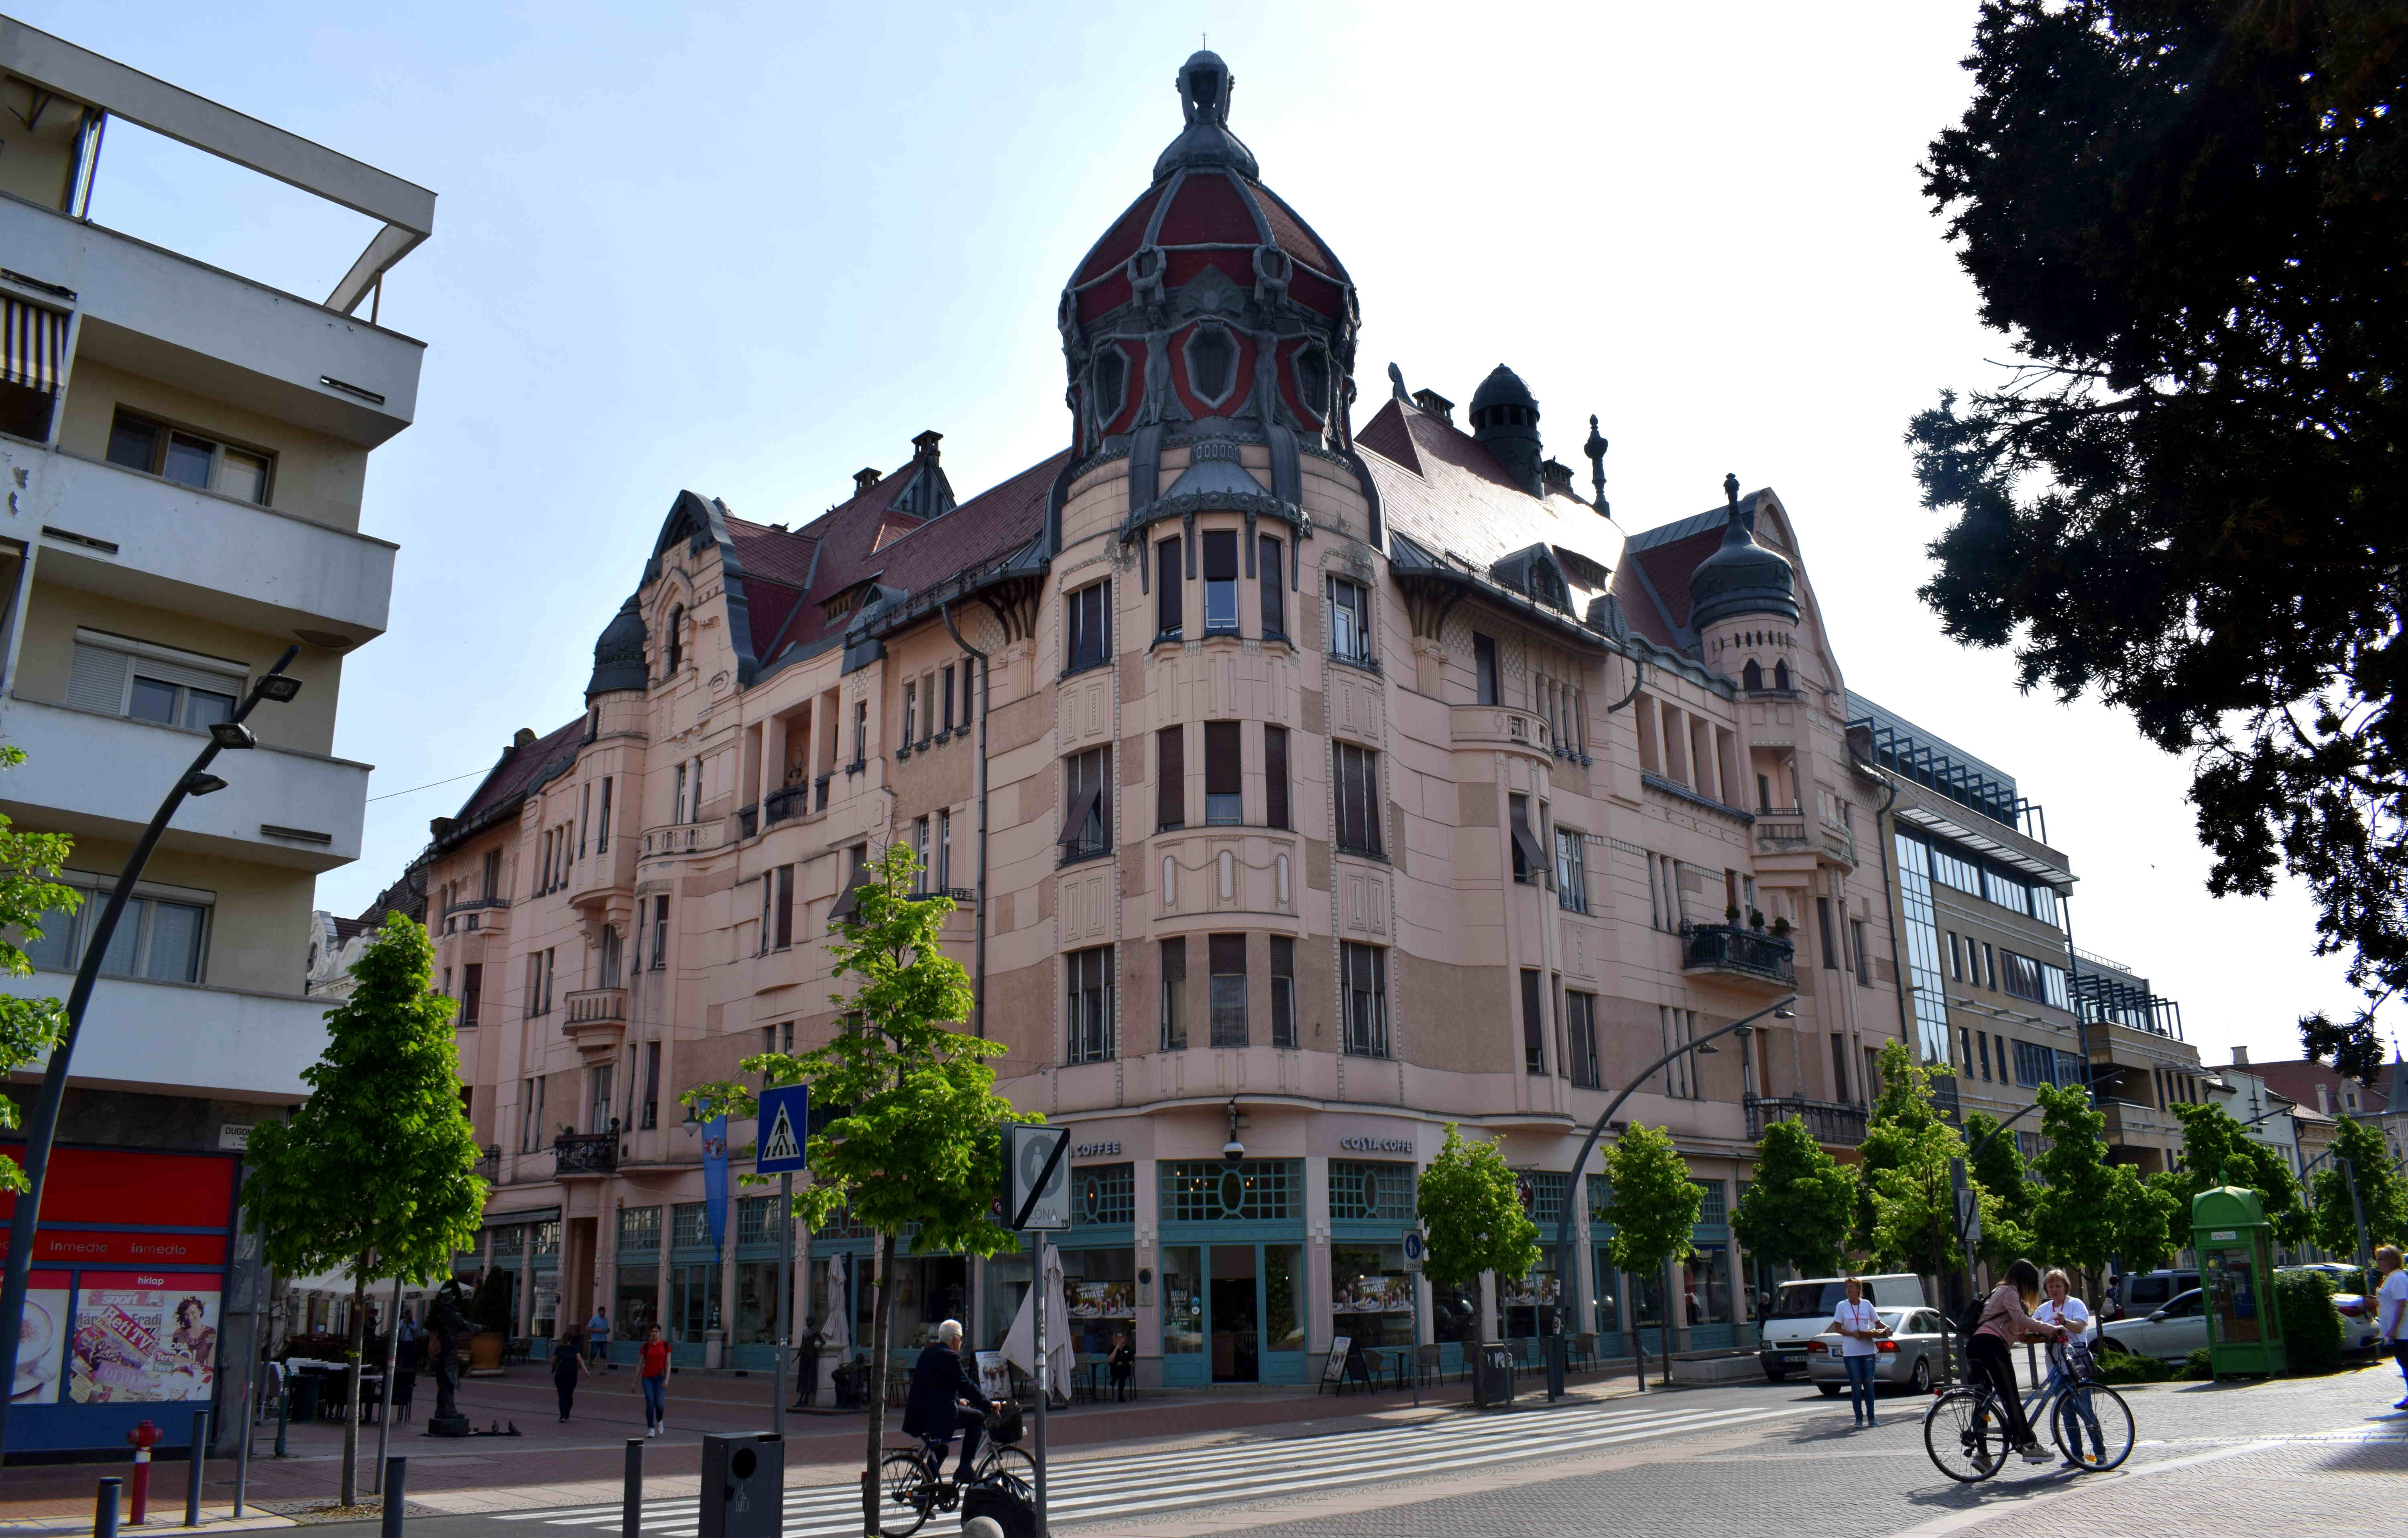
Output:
[1471, 1343, 1515, 1408]
[286, 1372, 322, 1423]
[698, 1432, 783, 1538]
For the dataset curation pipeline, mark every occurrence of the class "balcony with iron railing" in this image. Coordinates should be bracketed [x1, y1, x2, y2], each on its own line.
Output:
[1745, 1095, 1869, 1146]
[471, 1144, 501, 1182]
[1680, 923, 1797, 987]
[553, 1130, 619, 1177]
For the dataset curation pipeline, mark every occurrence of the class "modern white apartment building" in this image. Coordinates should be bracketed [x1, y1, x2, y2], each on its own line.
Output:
[0, 18, 429, 1457]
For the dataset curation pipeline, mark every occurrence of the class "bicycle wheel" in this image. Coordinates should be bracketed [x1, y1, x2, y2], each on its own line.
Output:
[978, 1444, 1036, 1500]
[878, 1451, 936, 1538]
[2050, 1383, 2133, 1473]
[1923, 1387, 2005, 1483]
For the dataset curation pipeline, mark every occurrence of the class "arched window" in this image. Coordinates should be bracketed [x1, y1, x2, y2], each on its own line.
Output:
[1743, 658, 1763, 691]
[666, 604, 684, 674]
[1773, 659, 1790, 691]
[1187, 326, 1236, 405]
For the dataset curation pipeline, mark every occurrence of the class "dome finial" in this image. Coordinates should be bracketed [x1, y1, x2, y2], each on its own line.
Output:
[1155, 51, 1257, 179]
[1723, 472, 1741, 513]
[1584, 415, 1610, 519]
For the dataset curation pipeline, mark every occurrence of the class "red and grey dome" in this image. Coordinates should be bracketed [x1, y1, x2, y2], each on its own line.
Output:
[1059, 52, 1358, 458]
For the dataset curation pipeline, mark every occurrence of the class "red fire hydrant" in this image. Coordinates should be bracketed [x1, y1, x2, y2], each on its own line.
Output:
[126, 1419, 161, 1524]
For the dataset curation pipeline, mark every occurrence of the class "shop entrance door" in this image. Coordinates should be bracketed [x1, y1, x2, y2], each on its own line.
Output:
[1210, 1245, 1259, 1383]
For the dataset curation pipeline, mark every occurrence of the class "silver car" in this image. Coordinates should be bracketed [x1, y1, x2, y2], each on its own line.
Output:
[1805, 1306, 1944, 1397]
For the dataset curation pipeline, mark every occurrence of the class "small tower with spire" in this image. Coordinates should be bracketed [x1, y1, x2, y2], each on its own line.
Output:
[1688, 473, 1801, 690]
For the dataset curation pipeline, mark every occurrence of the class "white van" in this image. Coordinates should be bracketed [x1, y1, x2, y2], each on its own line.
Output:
[1757, 1274, 1928, 1381]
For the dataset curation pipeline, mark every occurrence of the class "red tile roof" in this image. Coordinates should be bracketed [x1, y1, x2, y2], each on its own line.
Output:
[1353, 399, 1619, 579]
[443, 716, 587, 840]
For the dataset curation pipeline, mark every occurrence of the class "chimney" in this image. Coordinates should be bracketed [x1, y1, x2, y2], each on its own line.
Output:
[912, 429, 943, 464]
[1411, 389, 1454, 424]
[2231, 1044, 2249, 1067]
[1541, 458, 1575, 494]
[853, 467, 882, 494]
[512, 727, 537, 749]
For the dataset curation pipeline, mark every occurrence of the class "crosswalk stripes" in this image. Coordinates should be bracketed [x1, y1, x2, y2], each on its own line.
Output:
[486, 1395, 1807, 1536]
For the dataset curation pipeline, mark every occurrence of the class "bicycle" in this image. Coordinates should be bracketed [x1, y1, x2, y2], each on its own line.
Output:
[1922, 1336, 2133, 1483]
[877, 1402, 1035, 1537]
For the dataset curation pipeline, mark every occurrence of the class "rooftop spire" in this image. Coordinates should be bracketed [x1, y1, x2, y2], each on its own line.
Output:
[1154, 50, 1259, 180]
[1584, 414, 1611, 519]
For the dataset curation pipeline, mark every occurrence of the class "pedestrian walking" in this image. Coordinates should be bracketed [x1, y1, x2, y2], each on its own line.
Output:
[587, 1306, 610, 1365]
[1828, 1275, 1887, 1428]
[2374, 1244, 2407, 1412]
[552, 1327, 590, 1422]
[391, 1318, 421, 1425]
[1108, 1331, 1134, 1402]
[635, 1325, 671, 1435]
[1970, 1259, 2068, 1463]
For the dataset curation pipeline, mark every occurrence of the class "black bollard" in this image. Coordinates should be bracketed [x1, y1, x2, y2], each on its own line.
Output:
[622, 1438, 644, 1538]
[381, 1457, 407, 1538]
[185, 1410, 209, 1526]
[95, 1477, 122, 1538]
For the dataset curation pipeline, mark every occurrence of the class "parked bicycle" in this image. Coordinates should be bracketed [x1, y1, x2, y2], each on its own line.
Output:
[879, 1401, 1035, 1536]
[1923, 1336, 2133, 1483]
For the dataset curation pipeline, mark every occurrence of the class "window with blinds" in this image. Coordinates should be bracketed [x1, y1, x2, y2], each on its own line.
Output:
[1157, 726, 1185, 830]
[1333, 743, 1383, 856]
[1155, 538, 1182, 640]
[67, 633, 245, 730]
[1259, 535, 1285, 638]
[1159, 936, 1187, 1051]
[1209, 933, 1248, 1046]
[1270, 935, 1296, 1048]
[1202, 530, 1239, 635]
[1264, 726, 1289, 830]
[1204, 721, 1242, 825]
[17, 872, 209, 984]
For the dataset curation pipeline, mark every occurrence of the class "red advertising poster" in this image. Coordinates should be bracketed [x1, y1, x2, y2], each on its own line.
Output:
[12, 1272, 70, 1406]
[68, 1281, 219, 1404]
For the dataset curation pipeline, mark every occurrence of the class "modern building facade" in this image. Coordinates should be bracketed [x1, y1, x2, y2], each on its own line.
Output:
[429, 52, 1911, 1388]
[0, 20, 429, 1453]
[1849, 698, 2203, 1175]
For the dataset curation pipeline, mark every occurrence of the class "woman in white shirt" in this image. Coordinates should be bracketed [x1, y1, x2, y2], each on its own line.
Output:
[1828, 1275, 1888, 1428]
[2035, 1268, 2103, 1466]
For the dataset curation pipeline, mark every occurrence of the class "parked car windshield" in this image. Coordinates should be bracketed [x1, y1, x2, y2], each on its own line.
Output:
[1769, 1283, 1851, 1318]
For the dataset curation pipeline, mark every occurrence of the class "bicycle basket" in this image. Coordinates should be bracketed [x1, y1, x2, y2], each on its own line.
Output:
[984, 1400, 1025, 1444]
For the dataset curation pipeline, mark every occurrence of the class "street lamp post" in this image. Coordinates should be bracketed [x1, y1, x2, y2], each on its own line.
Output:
[1549, 994, 1798, 1396]
[0, 646, 303, 1455]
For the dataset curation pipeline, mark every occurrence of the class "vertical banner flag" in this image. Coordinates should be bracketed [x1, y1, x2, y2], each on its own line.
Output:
[702, 1111, 730, 1254]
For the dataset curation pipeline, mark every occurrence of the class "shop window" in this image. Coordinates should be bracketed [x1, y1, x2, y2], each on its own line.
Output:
[1060, 1248, 1137, 1357]
[1328, 1160, 1416, 1221]
[671, 1202, 710, 1250]
[1160, 1159, 1302, 1223]
[1331, 1242, 1415, 1348]
[617, 1205, 661, 1255]
[736, 1195, 777, 1246]
[1072, 1163, 1136, 1227]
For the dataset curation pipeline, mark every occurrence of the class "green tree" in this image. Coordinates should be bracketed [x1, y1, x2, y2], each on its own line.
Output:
[2115, 1172, 2184, 1273]
[1600, 1124, 1703, 1388]
[1414, 1124, 1540, 1298]
[0, 746, 78, 1190]
[2310, 1115, 2408, 1257]
[2275, 1269, 2345, 1376]
[1731, 1119, 1855, 1280]
[2168, 1101, 2310, 1247]
[2028, 1084, 2173, 1298]
[1857, 1042, 1977, 1276]
[241, 915, 485, 1505]
[2298, 1011, 2387, 1090]
[1962, 1111, 2035, 1269]
[1908, 3, 2408, 1042]
[683, 844, 1027, 1536]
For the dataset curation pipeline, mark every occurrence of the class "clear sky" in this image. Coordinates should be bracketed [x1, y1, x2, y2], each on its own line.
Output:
[26, 0, 2380, 1070]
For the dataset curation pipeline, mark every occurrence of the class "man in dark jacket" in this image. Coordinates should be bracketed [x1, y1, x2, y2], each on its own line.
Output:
[900, 1320, 990, 1483]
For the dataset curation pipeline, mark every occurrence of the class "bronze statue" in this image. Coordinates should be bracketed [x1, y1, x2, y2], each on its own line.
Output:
[423, 1288, 471, 1434]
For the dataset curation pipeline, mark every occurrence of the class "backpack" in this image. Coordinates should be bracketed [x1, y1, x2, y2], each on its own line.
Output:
[1954, 1290, 1990, 1343]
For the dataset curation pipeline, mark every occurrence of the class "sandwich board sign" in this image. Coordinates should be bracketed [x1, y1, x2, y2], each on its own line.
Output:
[757, 1084, 810, 1174]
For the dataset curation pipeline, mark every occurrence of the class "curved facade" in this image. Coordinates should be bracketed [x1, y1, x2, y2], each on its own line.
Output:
[426, 58, 1908, 1383]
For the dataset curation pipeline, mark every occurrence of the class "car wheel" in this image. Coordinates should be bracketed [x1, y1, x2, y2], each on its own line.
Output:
[2097, 1338, 2127, 1359]
[1817, 1382, 1843, 1397]
[1910, 1357, 1930, 1394]
[1764, 1363, 1787, 1383]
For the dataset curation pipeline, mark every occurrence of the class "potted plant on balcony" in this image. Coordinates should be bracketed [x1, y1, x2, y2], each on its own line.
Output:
[1748, 909, 1766, 931]
[1725, 904, 1742, 926]
[1769, 915, 1792, 940]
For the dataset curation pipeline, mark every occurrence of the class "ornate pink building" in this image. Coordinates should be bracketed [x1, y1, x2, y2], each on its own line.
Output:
[429, 52, 1902, 1386]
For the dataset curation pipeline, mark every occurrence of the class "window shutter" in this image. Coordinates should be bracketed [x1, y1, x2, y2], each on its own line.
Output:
[1160, 936, 1186, 981]
[1157, 726, 1185, 829]
[1509, 798, 1548, 878]
[1209, 933, 1247, 976]
[1202, 530, 1239, 582]
[1204, 721, 1241, 795]
[1157, 539, 1181, 636]
[67, 643, 131, 713]
[1259, 536, 1284, 635]
[1264, 726, 1289, 830]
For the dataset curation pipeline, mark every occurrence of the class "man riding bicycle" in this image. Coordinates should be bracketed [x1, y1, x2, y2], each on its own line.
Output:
[901, 1319, 992, 1487]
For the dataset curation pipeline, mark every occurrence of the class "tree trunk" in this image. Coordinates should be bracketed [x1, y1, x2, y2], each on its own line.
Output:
[861, 1231, 897, 1536]
[1657, 1258, 1674, 1389]
[341, 1253, 370, 1507]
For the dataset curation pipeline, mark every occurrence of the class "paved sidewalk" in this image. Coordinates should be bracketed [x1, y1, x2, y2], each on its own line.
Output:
[0, 1361, 1645, 1524]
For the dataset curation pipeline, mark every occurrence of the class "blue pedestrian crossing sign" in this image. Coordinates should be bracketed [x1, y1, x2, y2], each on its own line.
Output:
[756, 1084, 809, 1174]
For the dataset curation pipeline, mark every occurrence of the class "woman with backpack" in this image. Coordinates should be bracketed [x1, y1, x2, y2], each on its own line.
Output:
[1970, 1259, 2068, 1464]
